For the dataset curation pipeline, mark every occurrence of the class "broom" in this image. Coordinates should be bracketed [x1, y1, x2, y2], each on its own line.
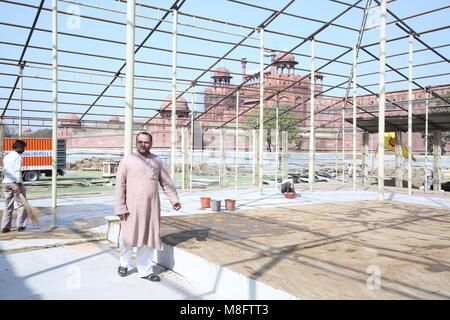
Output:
[17, 192, 40, 226]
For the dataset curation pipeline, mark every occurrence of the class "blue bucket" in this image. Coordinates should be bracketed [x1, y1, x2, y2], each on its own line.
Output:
[210, 200, 221, 211]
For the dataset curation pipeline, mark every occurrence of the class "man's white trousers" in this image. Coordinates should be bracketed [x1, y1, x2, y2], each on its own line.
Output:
[119, 234, 155, 278]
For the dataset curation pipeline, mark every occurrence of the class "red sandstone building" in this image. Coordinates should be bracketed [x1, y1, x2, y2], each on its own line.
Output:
[59, 50, 449, 155]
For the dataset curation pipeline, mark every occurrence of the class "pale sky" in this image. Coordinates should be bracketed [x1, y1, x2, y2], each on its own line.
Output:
[0, 0, 448, 129]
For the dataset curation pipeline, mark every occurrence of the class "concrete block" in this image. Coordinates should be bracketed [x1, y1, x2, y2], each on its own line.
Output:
[105, 215, 120, 247]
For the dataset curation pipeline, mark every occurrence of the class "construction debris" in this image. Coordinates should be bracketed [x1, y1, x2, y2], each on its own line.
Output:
[66, 157, 113, 171]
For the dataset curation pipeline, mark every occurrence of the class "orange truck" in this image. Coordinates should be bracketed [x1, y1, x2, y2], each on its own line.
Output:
[1, 138, 66, 181]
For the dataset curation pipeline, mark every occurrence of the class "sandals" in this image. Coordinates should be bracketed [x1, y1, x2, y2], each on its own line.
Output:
[118, 266, 160, 282]
[141, 274, 161, 282]
[117, 266, 128, 277]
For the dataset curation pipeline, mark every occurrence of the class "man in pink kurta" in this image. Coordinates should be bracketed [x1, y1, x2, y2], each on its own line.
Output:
[115, 132, 181, 282]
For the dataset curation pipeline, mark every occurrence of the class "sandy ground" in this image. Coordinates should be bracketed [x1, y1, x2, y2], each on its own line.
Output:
[160, 200, 450, 300]
[1, 185, 449, 299]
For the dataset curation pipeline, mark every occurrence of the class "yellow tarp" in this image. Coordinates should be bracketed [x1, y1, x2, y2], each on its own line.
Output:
[384, 132, 416, 161]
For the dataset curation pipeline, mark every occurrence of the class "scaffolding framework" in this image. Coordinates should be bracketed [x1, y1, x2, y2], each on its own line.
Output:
[0, 0, 449, 224]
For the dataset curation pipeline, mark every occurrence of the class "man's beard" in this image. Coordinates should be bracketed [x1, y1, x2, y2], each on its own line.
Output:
[138, 148, 150, 156]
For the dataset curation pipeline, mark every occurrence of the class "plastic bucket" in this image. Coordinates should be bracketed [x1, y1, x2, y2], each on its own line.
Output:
[200, 197, 211, 208]
[225, 199, 236, 211]
[210, 200, 221, 211]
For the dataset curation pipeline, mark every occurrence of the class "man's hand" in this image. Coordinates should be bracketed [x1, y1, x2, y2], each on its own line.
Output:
[13, 184, 21, 194]
[118, 212, 129, 221]
[172, 202, 182, 211]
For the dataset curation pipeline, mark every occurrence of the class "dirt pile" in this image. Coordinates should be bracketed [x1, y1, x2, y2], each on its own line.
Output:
[67, 157, 116, 171]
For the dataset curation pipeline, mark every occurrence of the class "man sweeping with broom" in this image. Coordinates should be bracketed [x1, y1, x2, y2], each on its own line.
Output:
[1, 139, 29, 233]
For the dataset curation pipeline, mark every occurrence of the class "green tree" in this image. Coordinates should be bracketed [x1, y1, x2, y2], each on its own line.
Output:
[243, 104, 302, 151]
[26, 128, 52, 138]
[4, 125, 17, 137]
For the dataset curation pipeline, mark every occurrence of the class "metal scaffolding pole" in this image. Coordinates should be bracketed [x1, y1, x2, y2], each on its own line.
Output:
[433, 131, 442, 191]
[274, 94, 279, 188]
[342, 107, 345, 184]
[352, 44, 357, 190]
[181, 127, 186, 190]
[407, 33, 413, 196]
[309, 39, 315, 192]
[235, 90, 239, 190]
[378, 0, 387, 201]
[281, 131, 288, 180]
[252, 129, 258, 185]
[335, 130, 339, 179]
[219, 128, 225, 187]
[19, 63, 24, 139]
[258, 27, 265, 195]
[124, 0, 135, 156]
[424, 90, 429, 192]
[395, 131, 402, 188]
[363, 132, 369, 185]
[189, 85, 195, 192]
[51, 0, 58, 225]
[170, 8, 178, 179]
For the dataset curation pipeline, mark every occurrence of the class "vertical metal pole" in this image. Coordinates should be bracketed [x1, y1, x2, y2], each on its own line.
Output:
[342, 107, 345, 184]
[352, 44, 357, 190]
[363, 132, 369, 185]
[19, 64, 24, 139]
[258, 28, 265, 195]
[424, 90, 429, 192]
[235, 90, 239, 190]
[170, 9, 178, 179]
[433, 131, 442, 191]
[252, 129, 257, 186]
[275, 94, 279, 188]
[282, 131, 288, 181]
[51, 0, 58, 225]
[181, 127, 186, 190]
[309, 39, 315, 192]
[0, 121, 3, 194]
[0, 122, 3, 170]
[124, 0, 135, 156]
[219, 128, 225, 187]
[378, 0, 387, 201]
[395, 131, 402, 188]
[189, 86, 195, 192]
[407, 33, 413, 196]
[335, 129, 339, 180]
